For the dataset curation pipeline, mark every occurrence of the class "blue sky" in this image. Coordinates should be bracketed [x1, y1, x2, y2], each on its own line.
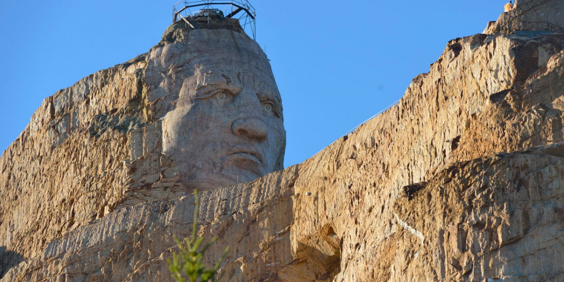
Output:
[0, 0, 508, 167]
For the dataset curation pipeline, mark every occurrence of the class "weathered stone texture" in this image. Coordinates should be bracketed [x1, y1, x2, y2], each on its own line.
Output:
[2, 168, 298, 281]
[0, 18, 284, 279]
[2, 1, 564, 281]
[0, 58, 148, 272]
[484, 0, 564, 35]
[390, 144, 564, 281]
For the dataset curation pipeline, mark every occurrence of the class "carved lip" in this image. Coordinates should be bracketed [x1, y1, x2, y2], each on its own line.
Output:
[228, 145, 264, 164]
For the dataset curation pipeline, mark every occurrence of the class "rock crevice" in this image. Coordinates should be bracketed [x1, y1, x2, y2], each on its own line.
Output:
[2, 1, 564, 281]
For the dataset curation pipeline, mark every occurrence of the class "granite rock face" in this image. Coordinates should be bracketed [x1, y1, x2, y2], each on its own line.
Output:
[2, 1, 564, 281]
[0, 18, 286, 280]
[484, 0, 564, 34]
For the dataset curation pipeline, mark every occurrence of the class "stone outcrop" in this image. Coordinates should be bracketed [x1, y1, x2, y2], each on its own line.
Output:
[2, 0, 564, 281]
[484, 0, 564, 35]
[0, 17, 285, 279]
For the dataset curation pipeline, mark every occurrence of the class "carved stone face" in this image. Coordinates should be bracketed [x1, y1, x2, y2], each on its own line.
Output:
[160, 31, 285, 190]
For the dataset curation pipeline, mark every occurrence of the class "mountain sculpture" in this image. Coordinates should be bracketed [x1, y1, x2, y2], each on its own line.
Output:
[2, 0, 564, 280]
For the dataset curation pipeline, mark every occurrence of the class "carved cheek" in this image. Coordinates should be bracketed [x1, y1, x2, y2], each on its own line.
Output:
[267, 120, 285, 140]
[264, 125, 284, 166]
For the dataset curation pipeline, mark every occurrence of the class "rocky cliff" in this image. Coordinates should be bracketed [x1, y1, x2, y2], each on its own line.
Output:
[484, 0, 564, 35]
[2, 0, 564, 281]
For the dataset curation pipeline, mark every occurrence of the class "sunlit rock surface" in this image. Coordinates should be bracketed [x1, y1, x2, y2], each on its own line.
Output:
[484, 0, 564, 35]
[2, 0, 564, 280]
[0, 17, 286, 280]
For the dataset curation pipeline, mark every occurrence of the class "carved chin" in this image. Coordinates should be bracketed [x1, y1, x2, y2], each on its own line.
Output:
[181, 161, 265, 191]
[182, 178, 235, 191]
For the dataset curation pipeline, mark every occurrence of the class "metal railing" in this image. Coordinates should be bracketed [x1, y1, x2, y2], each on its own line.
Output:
[172, 0, 257, 40]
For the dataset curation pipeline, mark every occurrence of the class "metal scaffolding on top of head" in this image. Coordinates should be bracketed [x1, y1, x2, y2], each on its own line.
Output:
[172, 0, 257, 40]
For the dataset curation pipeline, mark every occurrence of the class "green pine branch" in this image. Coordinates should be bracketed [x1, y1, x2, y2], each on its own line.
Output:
[168, 190, 230, 282]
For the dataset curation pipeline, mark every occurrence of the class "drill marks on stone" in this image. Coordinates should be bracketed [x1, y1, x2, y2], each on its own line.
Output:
[6, 2, 564, 281]
[389, 264, 395, 282]
[394, 213, 425, 245]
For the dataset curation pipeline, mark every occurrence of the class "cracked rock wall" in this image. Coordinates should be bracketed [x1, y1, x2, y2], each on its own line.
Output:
[484, 0, 564, 35]
[2, 0, 564, 281]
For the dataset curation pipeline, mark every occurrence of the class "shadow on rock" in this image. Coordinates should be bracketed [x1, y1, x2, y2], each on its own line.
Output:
[0, 246, 24, 279]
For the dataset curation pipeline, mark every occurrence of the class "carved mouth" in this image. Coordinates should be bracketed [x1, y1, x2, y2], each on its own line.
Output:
[228, 145, 264, 164]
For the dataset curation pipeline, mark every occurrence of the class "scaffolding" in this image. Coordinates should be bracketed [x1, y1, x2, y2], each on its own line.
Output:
[172, 0, 257, 40]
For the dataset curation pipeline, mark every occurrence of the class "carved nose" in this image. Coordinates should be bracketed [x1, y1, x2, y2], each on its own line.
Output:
[231, 117, 267, 141]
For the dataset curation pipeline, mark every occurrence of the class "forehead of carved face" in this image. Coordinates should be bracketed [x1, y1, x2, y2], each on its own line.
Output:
[162, 34, 285, 190]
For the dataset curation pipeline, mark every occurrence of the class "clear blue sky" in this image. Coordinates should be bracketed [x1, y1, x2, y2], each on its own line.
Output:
[0, 0, 508, 167]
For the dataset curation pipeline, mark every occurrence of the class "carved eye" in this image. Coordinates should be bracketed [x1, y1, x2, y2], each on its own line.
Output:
[213, 91, 230, 100]
[264, 103, 272, 111]
[195, 89, 234, 101]
[262, 102, 276, 117]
